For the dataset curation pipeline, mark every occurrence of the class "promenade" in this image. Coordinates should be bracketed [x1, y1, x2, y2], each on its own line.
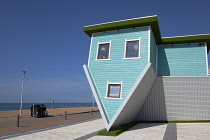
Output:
[0, 107, 100, 137]
[1, 118, 210, 140]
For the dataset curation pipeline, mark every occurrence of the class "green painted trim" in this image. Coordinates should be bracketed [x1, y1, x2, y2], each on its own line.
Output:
[84, 16, 162, 44]
[97, 120, 210, 136]
[97, 121, 138, 136]
[161, 34, 210, 51]
[83, 16, 210, 51]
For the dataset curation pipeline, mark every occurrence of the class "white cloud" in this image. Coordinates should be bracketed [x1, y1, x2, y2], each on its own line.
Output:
[101, 47, 106, 51]
[134, 44, 138, 50]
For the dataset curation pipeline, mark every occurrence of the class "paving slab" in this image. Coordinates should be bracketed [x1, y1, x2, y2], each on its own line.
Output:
[89, 123, 168, 140]
[0, 111, 101, 137]
[2, 119, 210, 140]
[5, 119, 104, 140]
[177, 123, 210, 140]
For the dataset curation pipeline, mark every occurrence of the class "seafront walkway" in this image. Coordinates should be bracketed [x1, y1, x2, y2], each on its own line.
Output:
[0, 109, 101, 137]
[1, 118, 210, 140]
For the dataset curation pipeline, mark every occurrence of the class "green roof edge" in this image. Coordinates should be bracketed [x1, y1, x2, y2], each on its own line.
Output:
[161, 34, 210, 52]
[83, 16, 210, 51]
[83, 16, 162, 44]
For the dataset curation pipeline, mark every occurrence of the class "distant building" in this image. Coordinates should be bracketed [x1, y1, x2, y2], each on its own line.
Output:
[83, 15, 210, 131]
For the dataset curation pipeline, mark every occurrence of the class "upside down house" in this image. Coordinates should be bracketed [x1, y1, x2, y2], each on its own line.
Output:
[83, 15, 210, 131]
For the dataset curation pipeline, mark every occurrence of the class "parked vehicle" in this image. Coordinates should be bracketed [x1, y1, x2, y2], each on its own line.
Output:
[30, 104, 47, 118]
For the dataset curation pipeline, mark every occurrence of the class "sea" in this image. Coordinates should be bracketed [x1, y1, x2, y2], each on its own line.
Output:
[0, 103, 97, 111]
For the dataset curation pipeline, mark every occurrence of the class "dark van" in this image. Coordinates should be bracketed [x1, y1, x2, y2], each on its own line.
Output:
[30, 104, 47, 118]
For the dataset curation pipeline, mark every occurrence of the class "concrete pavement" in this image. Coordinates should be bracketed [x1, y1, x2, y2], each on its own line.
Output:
[4, 118, 104, 140]
[90, 122, 210, 140]
[2, 119, 210, 140]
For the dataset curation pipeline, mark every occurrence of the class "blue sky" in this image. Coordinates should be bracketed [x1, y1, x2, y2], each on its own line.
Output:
[0, 0, 210, 103]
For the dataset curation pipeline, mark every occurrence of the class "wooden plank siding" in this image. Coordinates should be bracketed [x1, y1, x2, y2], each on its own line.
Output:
[158, 43, 207, 76]
[88, 27, 149, 121]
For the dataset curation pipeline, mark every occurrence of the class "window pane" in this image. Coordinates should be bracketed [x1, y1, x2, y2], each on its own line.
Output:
[108, 84, 121, 98]
[98, 44, 109, 59]
[126, 41, 139, 57]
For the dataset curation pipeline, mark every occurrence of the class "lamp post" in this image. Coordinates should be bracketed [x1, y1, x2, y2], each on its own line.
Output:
[92, 93, 94, 109]
[20, 71, 26, 118]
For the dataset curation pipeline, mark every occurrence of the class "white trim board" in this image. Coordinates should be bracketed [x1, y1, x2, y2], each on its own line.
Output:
[84, 63, 157, 131]
[123, 38, 141, 59]
[148, 26, 151, 63]
[205, 43, 208, 76]
[88, 34, 93, 67]
[83, 65, 109, 129]
[105, 81, 123, 99]
[95, 41, 111, 60]
[104, 97, 123, 100]
[106, 63, 156, 130]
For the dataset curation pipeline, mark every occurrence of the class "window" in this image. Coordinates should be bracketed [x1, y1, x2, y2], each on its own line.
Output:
[125, 40, 139, 58]
[97, 43, 110, 59]
[107, 84, 121, 98]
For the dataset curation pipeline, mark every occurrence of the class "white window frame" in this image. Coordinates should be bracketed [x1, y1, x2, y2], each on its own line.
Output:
[104, 81, 123, 100]
[123, 38, 141, 59]
[95, 41, 111, 60]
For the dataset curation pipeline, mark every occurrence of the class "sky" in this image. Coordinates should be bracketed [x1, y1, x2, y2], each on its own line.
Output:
[0, 0, 210, 103]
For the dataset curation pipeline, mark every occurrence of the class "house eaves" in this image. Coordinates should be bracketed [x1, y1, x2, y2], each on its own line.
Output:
[84, 15, 162, 44]
[161, 34, 210, 52]
[83, 16, 210, 52]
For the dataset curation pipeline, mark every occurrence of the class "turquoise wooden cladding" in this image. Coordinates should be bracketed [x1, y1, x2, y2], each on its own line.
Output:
[84, 16, 210, 131]
[150, 30, 157, 72]
[158, 43, 207, 76]
[88, 27, 149, 122]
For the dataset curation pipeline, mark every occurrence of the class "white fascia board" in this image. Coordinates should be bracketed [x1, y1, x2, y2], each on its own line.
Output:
[205, 43, 208, 75]
[83, 65, 109, 129]
[148, 26, 151, 63]
[88, 34, 93, 67]
[95, 42, 99, 60]
[107, 63, 152, 131]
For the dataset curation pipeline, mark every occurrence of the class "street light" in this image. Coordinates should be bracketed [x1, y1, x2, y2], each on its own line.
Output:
[92, 93, 94, 109]
[20, 71, 26, 118]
